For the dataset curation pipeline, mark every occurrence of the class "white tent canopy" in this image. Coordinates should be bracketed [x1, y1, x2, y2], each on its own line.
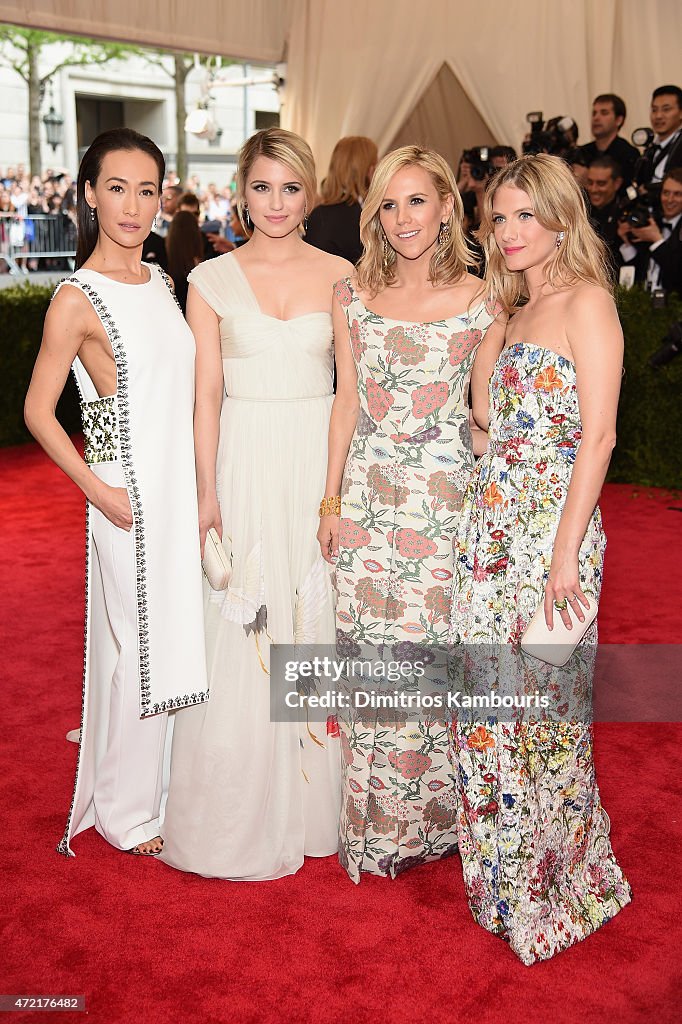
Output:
[1, 0, 680, 173]
[0, 0, 292, 62]
[285, 0, 682, 172]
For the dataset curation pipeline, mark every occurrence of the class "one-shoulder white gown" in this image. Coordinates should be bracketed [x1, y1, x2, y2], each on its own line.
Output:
[161, 253, 342, 880]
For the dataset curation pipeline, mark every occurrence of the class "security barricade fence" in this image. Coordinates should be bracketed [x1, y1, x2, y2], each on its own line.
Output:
[0, 212, 76, 275]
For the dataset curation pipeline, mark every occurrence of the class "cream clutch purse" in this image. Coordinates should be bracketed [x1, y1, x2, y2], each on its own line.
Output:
[202, 528, 231, 591]
[521, 595, 598, 667]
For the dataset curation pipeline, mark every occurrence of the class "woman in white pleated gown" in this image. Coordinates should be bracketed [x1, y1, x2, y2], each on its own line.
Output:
[161, 129, 351, 880]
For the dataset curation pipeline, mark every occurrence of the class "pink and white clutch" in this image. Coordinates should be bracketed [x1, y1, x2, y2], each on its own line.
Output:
[521, 595, 598, 667]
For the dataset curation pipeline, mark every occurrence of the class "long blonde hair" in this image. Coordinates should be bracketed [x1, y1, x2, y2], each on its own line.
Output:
[479, 153, 612, 314]
[236, 127, 317, 226]
[320, 136, 378, 205]
[356, 145, 475, 297]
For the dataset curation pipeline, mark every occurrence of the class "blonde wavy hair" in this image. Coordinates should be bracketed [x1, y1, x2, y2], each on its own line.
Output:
[478, 153, 612, 314]
[356, 145, 475, 297]
[236, 127, 317, 227]
[320, 136, 378, 205]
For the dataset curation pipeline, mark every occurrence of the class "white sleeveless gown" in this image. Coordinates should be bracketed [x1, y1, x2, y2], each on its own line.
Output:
[53, 264, 208, 855]
[161, 252, 342, 880]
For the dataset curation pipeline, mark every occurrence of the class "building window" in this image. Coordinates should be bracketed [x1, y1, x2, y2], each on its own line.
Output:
[255, 110, 280, 130]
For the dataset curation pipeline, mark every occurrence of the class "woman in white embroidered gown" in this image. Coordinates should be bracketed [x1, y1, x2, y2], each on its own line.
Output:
[25, 129, 207, 858]
[161, 129, 350, 879]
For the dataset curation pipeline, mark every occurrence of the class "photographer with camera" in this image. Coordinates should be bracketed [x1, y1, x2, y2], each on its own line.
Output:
[580, 94, 639, 185]
[648, 86, 682, 183]
[617, 168, 682, 295]
[586, 156, 624, 276]
[522, 112, 579, 159]
[456, 146, 516, 270]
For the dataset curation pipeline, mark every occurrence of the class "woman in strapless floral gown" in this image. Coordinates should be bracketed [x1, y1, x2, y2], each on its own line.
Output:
[161, 129, 351, 880]
[448, 154, 632, 965]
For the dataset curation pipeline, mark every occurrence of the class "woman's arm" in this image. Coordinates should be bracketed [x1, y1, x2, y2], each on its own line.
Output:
[469, 409, 489, 457]
[317, 293, 359, 563]
[187, 283, 224, 553]
[24, 286, 133, 530]
[544, 285, 623, 629]
[470, 314, 506, 431]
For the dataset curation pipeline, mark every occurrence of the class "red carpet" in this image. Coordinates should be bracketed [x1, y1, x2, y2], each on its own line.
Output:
[1, 444, 680, 1024]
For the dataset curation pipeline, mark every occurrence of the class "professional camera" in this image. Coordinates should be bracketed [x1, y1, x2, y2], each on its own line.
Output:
[461, 146, 493, 181]
[649, 320, 682, 368]
[617, 184, 653, 228]
[629, 127, 663, 204]
[522, 112, 578, 158]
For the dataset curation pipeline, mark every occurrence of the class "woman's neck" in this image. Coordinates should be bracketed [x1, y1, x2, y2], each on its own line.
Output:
[244, 227, 306, 263]
[87, 234, 144, 278]
[390, 244, 439, 290]
[523, 261, 552, 304]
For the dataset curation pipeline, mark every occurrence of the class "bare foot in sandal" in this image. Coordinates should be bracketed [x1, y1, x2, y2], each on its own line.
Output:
[130, 836, 164, 856]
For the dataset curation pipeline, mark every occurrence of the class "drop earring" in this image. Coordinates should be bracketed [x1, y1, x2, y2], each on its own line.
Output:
[438, 221, 451, 246]
[244, 206, 251, 230]
[556, 230, 565, 247]
[382, 233, 392, 270]
[303, 204, 309, 232]
[90, 207, 96, 222]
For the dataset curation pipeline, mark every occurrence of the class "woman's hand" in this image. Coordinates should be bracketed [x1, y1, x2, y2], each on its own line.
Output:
[543, 552, 590, 630]
[317, 514, 340, 565]
[198, 493, 222, 557]
[92, 482, 133, 531]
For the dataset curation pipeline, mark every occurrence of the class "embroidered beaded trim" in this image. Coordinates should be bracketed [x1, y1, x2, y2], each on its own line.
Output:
[65, 278, 153, 711]
[82, 395, 119, 464]
[155, 264, 183, 311]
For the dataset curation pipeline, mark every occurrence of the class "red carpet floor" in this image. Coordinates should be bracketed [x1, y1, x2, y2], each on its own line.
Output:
[1, 444, 681, 1024]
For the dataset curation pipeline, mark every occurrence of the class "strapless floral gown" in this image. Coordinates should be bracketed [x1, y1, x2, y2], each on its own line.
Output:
[448, 342, 632, 965]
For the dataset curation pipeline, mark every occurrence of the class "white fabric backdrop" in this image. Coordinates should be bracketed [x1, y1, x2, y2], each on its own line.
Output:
[283, 0, 682, 172]
[0, 0, 292, 62]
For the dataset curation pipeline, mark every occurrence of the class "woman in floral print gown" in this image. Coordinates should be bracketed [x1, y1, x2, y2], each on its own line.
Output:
[449, 154, 631, 964]
[317, 146, 504, 882]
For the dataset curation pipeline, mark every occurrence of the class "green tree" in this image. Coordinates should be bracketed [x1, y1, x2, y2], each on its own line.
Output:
[0, 26, 138, 176]
[142, 52, 234, 182]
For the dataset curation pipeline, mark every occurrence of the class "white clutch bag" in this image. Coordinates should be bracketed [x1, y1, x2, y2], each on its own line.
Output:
[202, 528, 231, 591]
[521, 595, 598, 667]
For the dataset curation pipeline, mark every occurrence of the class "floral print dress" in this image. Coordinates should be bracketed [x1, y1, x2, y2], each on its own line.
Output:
[449, 341, 632, 964]
[333, 277, 495, 882]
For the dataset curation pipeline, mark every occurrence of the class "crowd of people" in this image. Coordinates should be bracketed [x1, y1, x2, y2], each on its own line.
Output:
[0, 165, 77, 271]
[453, 86, 682, 294]
[4, 82, 681, 295]
[139, 84, 682, 300]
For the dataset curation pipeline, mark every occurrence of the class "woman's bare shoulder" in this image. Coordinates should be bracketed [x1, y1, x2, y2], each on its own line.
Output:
[565, 281, 616, 317]
[455, 272, 486, 304]
[561, 280, 610, 307]
[47, 280, 98, 324]
[305, 245, 354, 280]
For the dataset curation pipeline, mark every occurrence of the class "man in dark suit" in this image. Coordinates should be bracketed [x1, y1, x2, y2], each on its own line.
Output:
[580, 94, 639, 185]
[586, 156, 624, 277]
[643, 86, 682, 187]
[617, 168, 682, 295]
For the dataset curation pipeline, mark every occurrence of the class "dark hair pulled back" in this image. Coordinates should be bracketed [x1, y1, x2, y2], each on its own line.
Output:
[76, 127, 165, 268]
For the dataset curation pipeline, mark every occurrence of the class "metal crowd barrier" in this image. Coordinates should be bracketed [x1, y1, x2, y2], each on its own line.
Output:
[0, 212, 76, 275]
